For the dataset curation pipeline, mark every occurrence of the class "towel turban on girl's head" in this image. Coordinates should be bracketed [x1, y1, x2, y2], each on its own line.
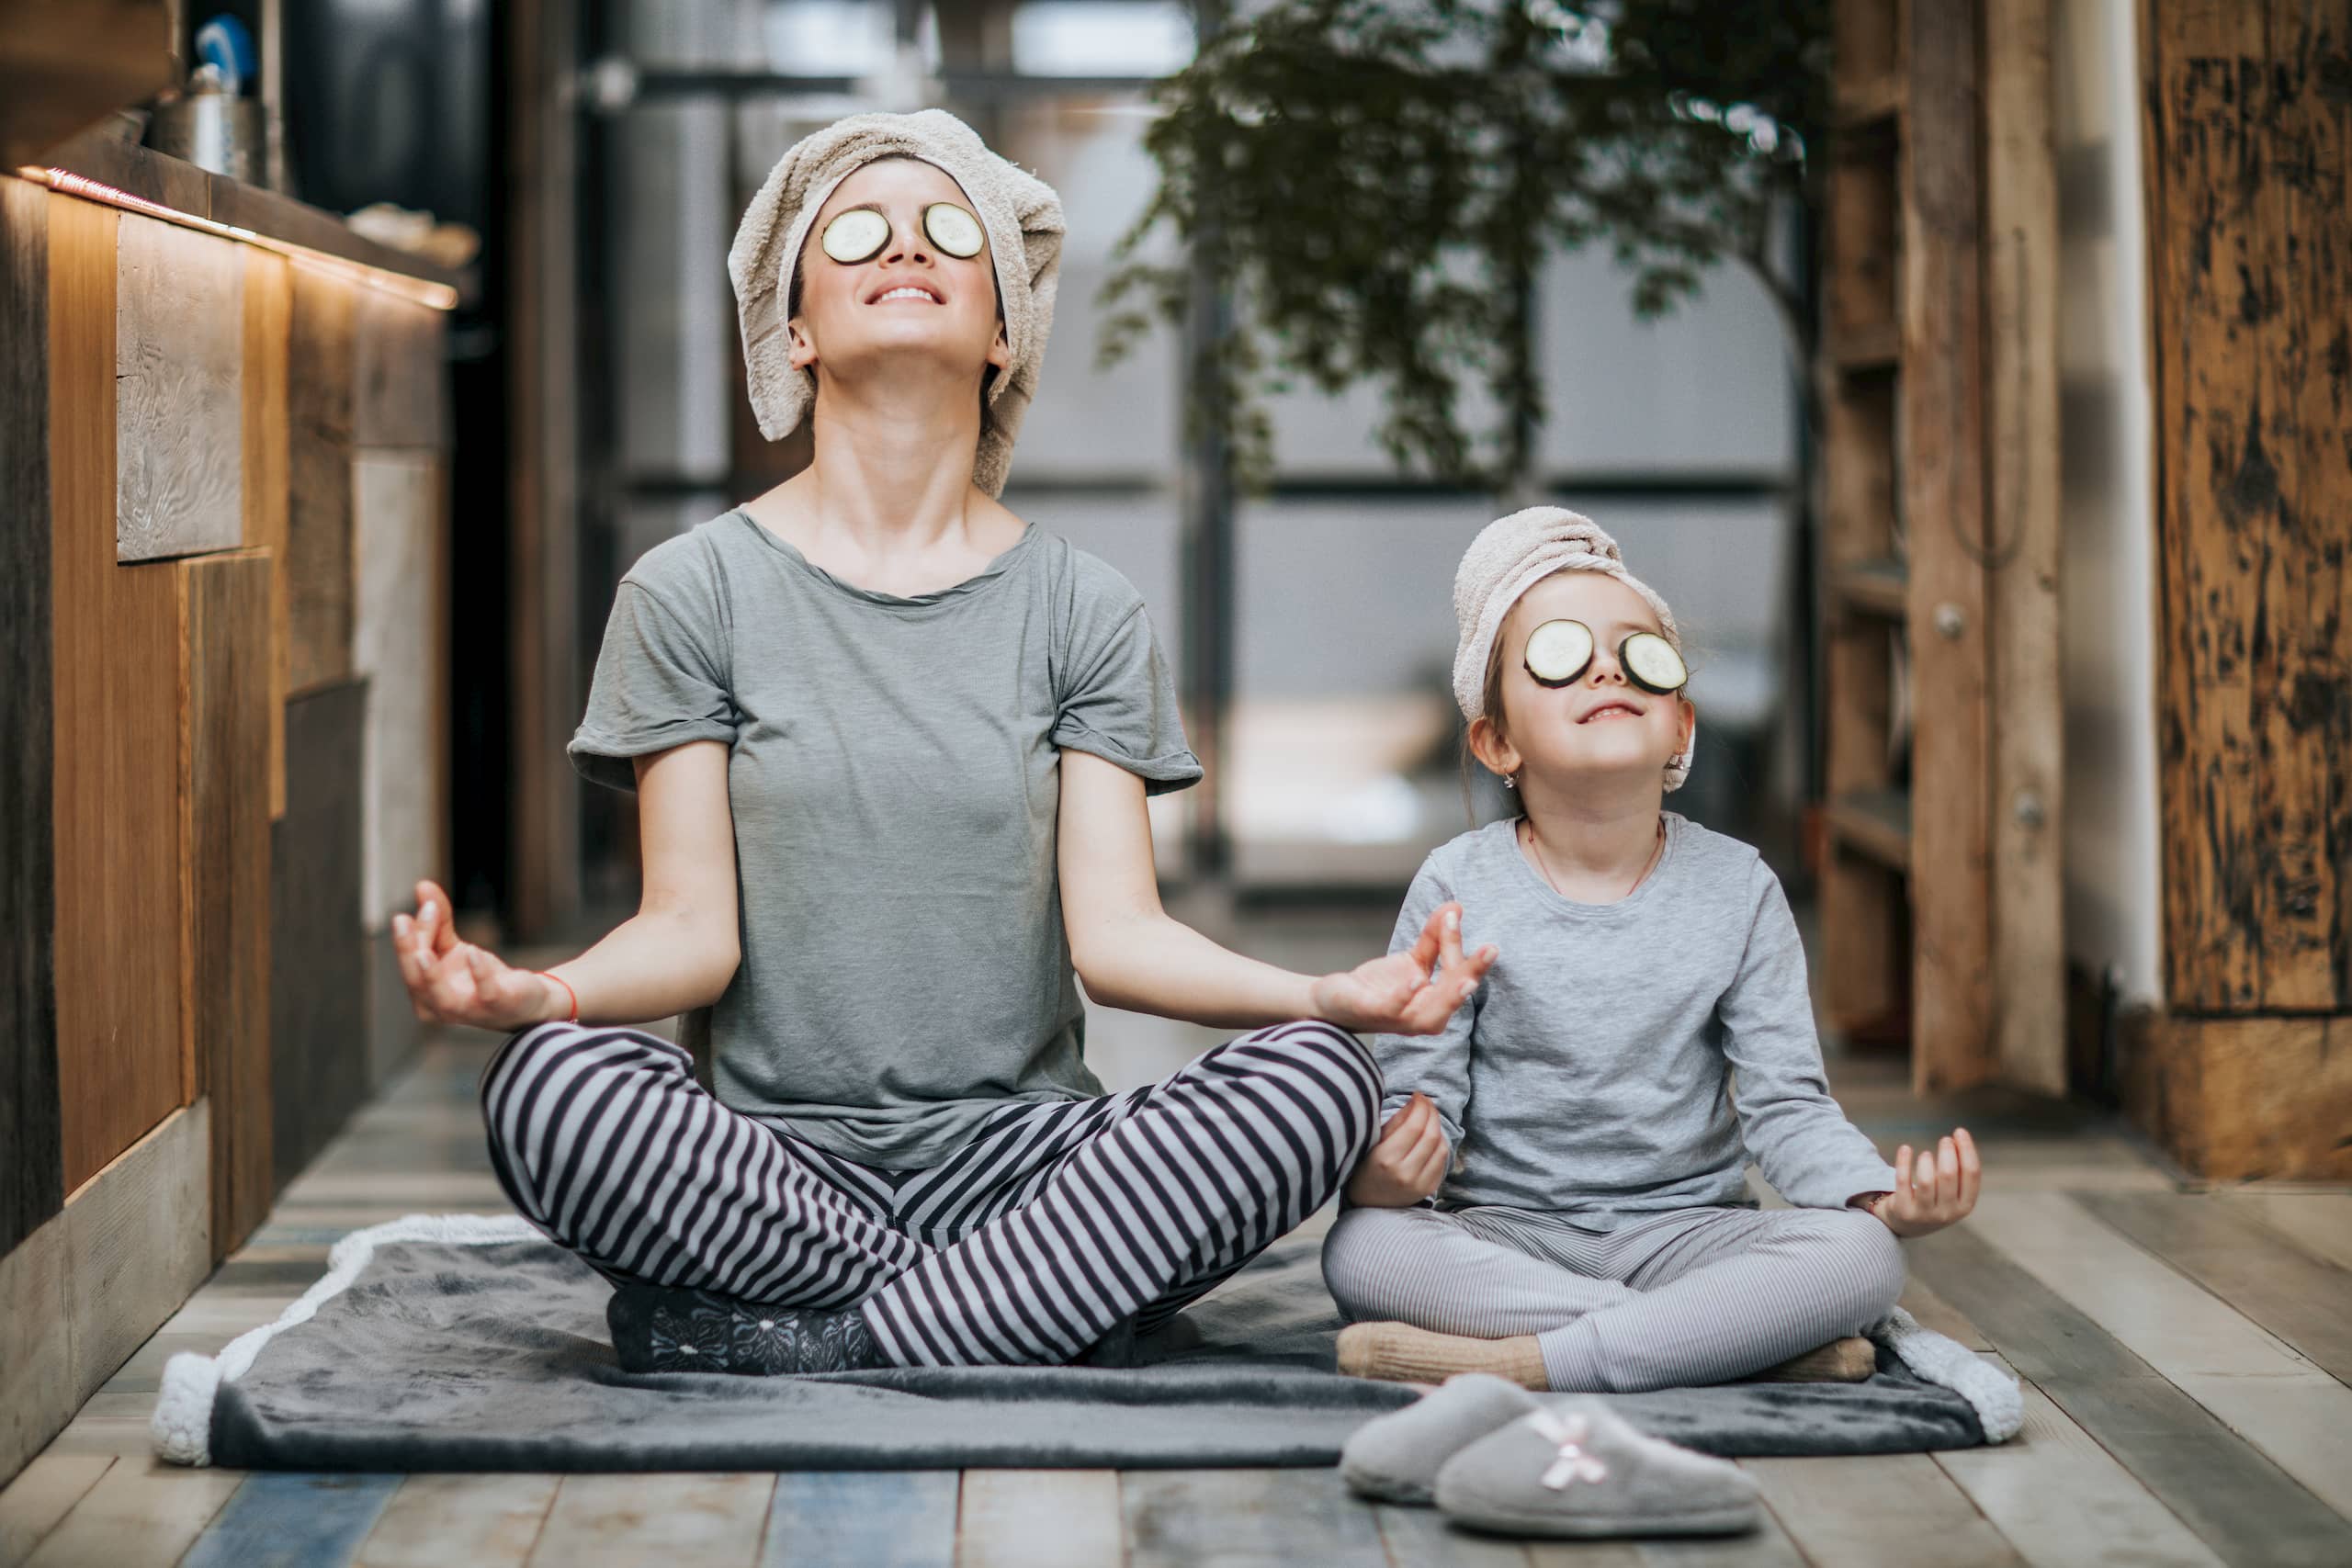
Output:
[1452, 506, 1694, 791]
[728, 108, 1065, 497]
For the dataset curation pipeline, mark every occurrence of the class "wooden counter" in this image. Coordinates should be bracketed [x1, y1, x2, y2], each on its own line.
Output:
[0, 155, 454, 1485]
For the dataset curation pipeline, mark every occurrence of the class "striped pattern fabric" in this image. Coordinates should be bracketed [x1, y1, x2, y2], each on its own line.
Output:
[481, 1019, 1380, 1367]
[1321, 1200, 1907, 1392]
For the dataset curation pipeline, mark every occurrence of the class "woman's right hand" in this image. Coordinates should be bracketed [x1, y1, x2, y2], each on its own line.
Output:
[392, 878, 566, 1032]
[1345, 1092, 1452, 1208]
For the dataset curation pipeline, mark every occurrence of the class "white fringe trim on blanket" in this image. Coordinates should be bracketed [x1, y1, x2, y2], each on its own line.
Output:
[1868, 1305, 2023, 1442]
[152, 1213, 544, 1467]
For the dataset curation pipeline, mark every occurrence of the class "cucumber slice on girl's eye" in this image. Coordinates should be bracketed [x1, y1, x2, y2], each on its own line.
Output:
[1523, 618, 1596, 686]
[922, 203, 985, 258]
[1621, 631, 1688, 694]
[820, 209, 890, 264]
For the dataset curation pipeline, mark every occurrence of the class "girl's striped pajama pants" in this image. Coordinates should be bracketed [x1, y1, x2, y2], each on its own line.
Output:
[1320, 1198, 1909, 1391]
[480, 1018, 1382, 1368]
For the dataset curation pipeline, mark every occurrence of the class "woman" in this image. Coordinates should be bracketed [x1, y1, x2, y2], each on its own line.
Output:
[392, 109, 1495, 1375]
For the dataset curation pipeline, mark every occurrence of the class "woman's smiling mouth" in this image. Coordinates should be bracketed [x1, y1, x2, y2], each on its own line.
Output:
[870, 284, 943, 304]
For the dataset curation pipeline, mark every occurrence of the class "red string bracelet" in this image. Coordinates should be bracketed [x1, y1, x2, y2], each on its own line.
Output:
[538, 970, 579, 1024]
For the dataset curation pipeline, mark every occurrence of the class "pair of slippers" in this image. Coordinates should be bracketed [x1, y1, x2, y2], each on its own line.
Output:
[1340, 1373, 1759, 1539]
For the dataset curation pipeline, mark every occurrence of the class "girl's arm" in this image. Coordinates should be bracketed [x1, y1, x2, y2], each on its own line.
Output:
[1719, 863, 1905, 1210]
[1056, 750, 1492, 1034]
[394, 740, 741, 1029]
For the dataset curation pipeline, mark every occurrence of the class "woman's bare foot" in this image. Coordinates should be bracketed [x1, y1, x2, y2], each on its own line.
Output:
[1747, 1336, 1876, 1383]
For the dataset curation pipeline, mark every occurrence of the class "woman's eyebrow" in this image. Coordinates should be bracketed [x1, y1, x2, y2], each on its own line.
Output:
[828, 198, 891, 220]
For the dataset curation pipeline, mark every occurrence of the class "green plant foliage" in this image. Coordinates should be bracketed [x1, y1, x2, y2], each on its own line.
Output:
[1099, 0, 1829, 489]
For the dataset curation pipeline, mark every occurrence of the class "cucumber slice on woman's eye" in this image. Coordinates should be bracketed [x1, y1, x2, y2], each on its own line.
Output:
[1621, 631, 1688, 694]
[922, 202, 985, 258]
[1523, 618, 1596, 686]
[820, 209, 890, 264]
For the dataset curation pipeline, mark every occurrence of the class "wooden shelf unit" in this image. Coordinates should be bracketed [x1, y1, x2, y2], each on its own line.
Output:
[1815, 0, 2064, 1096]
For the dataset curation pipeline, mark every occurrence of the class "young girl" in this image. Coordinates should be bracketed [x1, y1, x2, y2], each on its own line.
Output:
[1321, 508, 1982, 1392]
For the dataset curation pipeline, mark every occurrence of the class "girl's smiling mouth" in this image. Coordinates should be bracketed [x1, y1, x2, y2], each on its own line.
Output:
[1579, 699, 1646, 723]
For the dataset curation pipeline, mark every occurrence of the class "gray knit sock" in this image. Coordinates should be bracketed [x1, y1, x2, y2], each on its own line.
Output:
[606, 1283, 889, 1376]
[1340, 1373, 1543, 1505]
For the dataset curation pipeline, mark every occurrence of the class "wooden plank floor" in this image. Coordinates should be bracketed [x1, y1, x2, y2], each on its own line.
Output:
[5, 920, 2349, 1566]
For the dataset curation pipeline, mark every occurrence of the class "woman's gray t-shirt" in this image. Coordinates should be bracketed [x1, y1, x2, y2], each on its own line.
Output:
[569, 510, 1201, 1169]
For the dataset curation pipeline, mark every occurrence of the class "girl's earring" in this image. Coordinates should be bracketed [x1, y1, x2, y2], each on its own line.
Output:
[1503, 773, 1517, 791]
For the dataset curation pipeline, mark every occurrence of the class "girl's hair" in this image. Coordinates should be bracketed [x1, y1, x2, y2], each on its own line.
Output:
[1457, 632, 1517, 826]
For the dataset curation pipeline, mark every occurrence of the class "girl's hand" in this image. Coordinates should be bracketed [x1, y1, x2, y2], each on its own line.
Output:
[392, 878, 566, 1032]
[1862, 1129, 1982, 1238]
[1309, 903, 1496, 1037]
[1346, 1093, 1451, 1208]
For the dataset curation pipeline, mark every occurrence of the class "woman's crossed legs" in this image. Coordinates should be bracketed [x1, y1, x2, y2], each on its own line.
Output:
[481, 1019, 1380, 1368]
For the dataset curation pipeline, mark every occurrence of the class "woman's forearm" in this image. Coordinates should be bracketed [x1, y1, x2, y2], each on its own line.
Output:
[542, 904, 739, 1026]
[1075, 910, 1321, 1029]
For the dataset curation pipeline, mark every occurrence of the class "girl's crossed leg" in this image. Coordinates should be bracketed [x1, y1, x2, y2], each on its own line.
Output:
[1320, 1200, 1905, 1391]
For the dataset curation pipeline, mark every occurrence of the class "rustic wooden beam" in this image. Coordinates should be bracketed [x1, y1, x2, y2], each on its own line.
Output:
[1902, 0, 1996, 1091]
[2123, 1012, 2352, 1181]
[2143, 0, 2352, 1013]
[1983, 0, 2066, 1095]
[1, 175, 62, 1259]
[506, 0, 583, 940]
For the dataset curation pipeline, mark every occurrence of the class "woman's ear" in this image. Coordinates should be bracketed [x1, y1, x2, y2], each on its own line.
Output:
[1467, 715, 1521, 784]
[787, 315, 818, 373]
[985, 319, 1012, 372]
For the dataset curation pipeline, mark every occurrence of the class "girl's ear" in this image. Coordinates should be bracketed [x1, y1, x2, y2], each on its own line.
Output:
[1678, 694, 1696, 750]
[1467, 714, 1521, 784]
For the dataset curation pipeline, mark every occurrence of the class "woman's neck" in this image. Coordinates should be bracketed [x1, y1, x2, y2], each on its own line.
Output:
[752, 372, 1021, 594]
[1514, 781, 1666, 902]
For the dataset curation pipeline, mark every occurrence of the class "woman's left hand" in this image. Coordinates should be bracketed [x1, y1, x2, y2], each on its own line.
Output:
[1308, 903, 1497, 1037]
[1862, 1128, 1982, 1237]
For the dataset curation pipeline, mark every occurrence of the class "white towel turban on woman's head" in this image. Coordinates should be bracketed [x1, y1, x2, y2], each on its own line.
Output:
[1452, 506, 1694, 792]
[727, 108, 1065, 498]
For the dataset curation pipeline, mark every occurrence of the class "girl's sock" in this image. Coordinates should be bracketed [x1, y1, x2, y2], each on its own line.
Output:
[1338, 1322, 1549, 1390]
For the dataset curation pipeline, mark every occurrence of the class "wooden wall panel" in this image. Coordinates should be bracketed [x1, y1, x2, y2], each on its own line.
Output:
[1901, 0, 1995, 1091]
[354, 454, 445, 1087]
[271, 679, 369, 1191]
[354, 289, 449, 450]
[287, 264, 356, 694]
[2124, 1014, 2352, 1182]
[1984, 0, 2066, 1095]
[114, 212, 243, 562]
[0, 1101, 210, 1487]
[1, 178, 62, 1258]
[243, 248, 291, 823]
[49, 193, 187, 1192]
[2144, 0, 2352, 1013]
[354, 454, 448, 929]
[180, 552, 274, 1262]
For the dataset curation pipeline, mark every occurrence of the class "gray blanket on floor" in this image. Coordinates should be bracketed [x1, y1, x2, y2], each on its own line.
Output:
[164, 1219, 1994, 1472]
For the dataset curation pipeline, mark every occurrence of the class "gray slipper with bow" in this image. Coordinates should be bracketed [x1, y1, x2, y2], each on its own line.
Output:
[1340, 1373, 1542, 1505]
[1434, 1400, 1760, 1538]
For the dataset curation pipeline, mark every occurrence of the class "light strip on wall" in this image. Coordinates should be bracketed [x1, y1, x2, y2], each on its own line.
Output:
[17, 164, 461, 311]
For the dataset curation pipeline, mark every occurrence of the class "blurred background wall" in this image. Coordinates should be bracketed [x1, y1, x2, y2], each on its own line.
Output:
[566, 0, 1811, 920]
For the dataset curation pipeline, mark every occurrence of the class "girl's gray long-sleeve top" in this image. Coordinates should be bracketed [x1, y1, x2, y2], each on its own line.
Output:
[1370, 814, 1900, 1220]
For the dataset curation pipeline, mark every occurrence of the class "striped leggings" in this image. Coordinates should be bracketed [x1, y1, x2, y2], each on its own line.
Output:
[1321, 1201, 1906, 1392]
[480, 1019, 1381, 1368]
